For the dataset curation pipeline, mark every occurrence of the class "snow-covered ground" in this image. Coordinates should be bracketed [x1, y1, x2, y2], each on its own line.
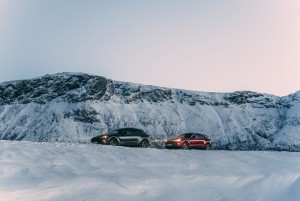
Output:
[1, 140, 300, 201]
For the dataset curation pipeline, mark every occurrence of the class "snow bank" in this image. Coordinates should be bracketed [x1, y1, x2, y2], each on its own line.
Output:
[1, 141, 300, 201]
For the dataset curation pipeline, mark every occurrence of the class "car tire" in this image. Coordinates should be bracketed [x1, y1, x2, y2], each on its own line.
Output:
[182, 141, 189, 150]
[140, 140, 150, 148]
[108, 138, 118, 146]
[205, 143, 212, 150]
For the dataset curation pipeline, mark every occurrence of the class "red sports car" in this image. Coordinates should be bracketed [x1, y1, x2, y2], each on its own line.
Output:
[165, 133, 212, 150]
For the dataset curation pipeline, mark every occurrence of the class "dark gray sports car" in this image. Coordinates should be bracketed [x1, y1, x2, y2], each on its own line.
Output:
[91, 128, 151, 148]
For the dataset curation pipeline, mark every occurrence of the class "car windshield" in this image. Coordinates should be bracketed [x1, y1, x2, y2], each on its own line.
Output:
[176, 133, 192, 139]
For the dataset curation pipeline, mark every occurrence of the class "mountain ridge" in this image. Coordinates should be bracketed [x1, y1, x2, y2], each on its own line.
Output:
[0, 72, 299, 151]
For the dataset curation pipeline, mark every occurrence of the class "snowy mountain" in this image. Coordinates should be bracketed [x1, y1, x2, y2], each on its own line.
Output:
[0, 72, 300, 151]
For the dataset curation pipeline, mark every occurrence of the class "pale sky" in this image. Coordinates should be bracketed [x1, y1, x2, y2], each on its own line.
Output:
[0, 0, 299, 96]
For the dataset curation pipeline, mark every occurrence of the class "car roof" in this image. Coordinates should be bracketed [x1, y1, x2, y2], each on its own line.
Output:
[179, 132, 208, 137]
[109, 127, 144, 132]
[113, 127, 142, 130]
[181, 132, 206, 135]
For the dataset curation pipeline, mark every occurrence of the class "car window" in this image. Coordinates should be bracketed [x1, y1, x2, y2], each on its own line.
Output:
[195, 134, 202, 139]
[191, 134, 198, 138]
[176, 133, 192, 138]
[123, 129, 137, 135]
[110, 129, 124, 135]
[197, 134, 208, 139]
[185, 133, 193, 138]
[127, 129, 143, 135]
[124, 129, 132, 135]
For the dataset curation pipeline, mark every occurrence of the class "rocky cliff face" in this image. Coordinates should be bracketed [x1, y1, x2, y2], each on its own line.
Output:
[0, 73, 299, 151]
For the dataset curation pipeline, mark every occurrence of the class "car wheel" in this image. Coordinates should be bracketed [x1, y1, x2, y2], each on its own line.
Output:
[205, 143, 212, 150]
[140, 140, 150, 148]
[182, 141, 189, 150]
[109, 138, 118, 146]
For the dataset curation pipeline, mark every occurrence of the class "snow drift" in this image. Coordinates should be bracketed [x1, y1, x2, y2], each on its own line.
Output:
[0, 73, 300, 151]
[1, 141, 300, 201]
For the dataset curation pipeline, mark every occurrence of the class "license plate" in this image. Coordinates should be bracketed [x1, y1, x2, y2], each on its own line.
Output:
[166, 143, 172, 146]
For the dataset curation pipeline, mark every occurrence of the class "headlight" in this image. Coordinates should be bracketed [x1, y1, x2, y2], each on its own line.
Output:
[174, 139, 182, 142]
[100, 135, 108, 139]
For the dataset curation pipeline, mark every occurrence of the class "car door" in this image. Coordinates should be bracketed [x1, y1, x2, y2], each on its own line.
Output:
[188, 133, 198, 147]
[190, 134, 204, 148]
[196, 134, 206, 147]
[118, 129, 139, 145]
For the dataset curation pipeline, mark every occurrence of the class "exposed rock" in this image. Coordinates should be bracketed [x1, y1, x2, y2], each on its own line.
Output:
[0, 72, 299, 151]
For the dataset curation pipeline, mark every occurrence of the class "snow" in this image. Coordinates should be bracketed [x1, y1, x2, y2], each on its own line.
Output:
[1, 140, 300, 201]
[1, 73, 300, 151]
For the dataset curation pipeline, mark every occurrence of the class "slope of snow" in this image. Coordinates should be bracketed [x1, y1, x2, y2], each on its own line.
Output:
[0, 73, 300, 151]
[1, 140, 300, 201]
